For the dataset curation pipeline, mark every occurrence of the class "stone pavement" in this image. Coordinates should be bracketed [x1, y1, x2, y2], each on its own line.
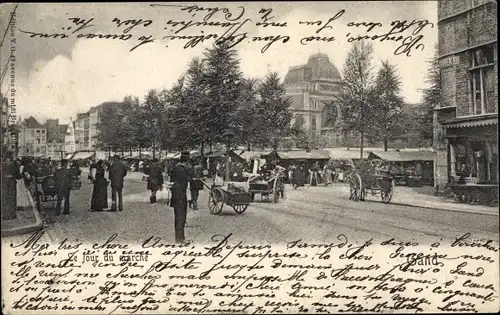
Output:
[125, 172, 499, 216]
[1, 180, 43, 237]
[325, 183, 498, 216]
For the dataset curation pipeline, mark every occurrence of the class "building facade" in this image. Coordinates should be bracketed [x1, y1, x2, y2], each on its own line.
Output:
[46, 119, 68, 160]
[435, 0, 498, 189]
[17, 117, 47, 157]
[284, 53, 349, 148]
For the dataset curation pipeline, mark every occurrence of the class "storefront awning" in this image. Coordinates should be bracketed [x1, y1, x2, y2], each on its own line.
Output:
[369, 150, 436, 162]
[71, 151, 94, 160]
[443, 115, 498, 129]
[272, 150, 331, 160]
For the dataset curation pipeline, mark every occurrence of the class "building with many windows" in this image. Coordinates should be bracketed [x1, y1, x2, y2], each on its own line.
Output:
[284, 53, 352, 147]
[46, 119, 68, 160]
[434, 0, 497, 190]
[17, 116, 47, 157]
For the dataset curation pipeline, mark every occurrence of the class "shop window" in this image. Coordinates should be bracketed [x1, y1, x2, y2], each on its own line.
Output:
[470, 66, 495, 115]
[472, 45, 494, 67]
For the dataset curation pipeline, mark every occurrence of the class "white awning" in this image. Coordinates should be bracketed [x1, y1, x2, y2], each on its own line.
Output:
[71, 151, 94, 160]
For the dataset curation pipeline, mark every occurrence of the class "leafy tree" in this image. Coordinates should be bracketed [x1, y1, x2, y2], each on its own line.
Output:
[202, 43, 244, 147]
[366, 60, 405, 151]
[183, 58, 210, 152]
[290, 114, 309, 150]
[253, 72, 293, 150]
[141, 89, 165, 158]
[336, 41, 375, 159]
[419, 46, 440, 146]
[234, 77, 259, 150]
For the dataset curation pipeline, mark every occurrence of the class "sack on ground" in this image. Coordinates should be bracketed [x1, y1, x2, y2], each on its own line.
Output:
[214, 175, 224, 186]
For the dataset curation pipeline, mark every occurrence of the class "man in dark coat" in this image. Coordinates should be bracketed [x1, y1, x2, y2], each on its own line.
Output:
[170, 151, 193, 243]
[189, 158, 205, 210]
[145, 158, 164, 204]
[109, 155, 128, 211]
[54, 159, 72, 215]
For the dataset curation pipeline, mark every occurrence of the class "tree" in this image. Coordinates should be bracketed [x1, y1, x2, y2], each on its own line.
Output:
[202, 43, 244, 146]
[141, 89, 165, 158]
[97, 103, 123, 154]
[253, 72, 293, 150]
[336, 41, 375, 160]
[419, 46, 440, 146]
[366, 60, 405, 151]
[234, 77, 259, 150]
[290, 114, 309, 150]
[203, 43, 245, 181]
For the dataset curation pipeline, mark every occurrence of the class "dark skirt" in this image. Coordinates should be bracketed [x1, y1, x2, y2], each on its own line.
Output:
[91, 178, 108, 210]
[190, 179, 204, 191]
[147, 177, 163, 191]
[292, 170, 305, 187]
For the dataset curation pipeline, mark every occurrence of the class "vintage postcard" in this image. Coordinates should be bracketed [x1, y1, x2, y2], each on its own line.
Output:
[1, 1, 498, 314]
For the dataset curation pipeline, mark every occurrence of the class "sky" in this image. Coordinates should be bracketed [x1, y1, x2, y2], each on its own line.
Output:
[0, 1, 438, 124]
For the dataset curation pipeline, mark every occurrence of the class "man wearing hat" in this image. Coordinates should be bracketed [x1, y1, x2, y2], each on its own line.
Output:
[170, 151, 193, 243]
[109, 155, 128, 212]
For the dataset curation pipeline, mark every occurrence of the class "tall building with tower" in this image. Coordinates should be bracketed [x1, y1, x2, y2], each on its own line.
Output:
[284, 53, 351, 148]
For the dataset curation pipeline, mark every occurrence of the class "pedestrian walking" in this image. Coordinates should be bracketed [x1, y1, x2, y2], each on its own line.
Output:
[54, 159, 72, 215]
[292, 162, 306, 189]
[90, 160, 108, 211]
[109, 155, 128, 212]
[170, 151, 192, 243]
[309, 162, 320, 186]
[145, 158, 164, 204]
[189, 158, 205, 210]
[323, 164, 333, 186]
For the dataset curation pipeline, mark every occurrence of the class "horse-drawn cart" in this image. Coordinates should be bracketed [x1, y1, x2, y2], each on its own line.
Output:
[349, 170, 394, 204]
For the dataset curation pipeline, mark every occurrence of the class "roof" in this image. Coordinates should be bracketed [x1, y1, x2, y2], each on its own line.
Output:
[207, 150, 235, 158]
[284, 54, 341, 85]
[442, 114, 497, 129]
[240, 150, 272, 161]
[24, 116, 44, 129]
[71, 151, 94, 160]
[369, 150, 436, 162]
[325, 148, 372, 160]
[271, 150, 331, 160]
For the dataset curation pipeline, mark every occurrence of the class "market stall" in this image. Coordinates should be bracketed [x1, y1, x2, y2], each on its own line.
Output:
[368, 150, 435, 186]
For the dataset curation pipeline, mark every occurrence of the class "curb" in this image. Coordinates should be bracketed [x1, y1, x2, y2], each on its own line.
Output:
[313, 185, 499, 217]
[388, 201, 499, 217]
[1, 182, 44, 237]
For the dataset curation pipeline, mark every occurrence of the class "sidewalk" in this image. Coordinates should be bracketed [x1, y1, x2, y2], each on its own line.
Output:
[1, 180, 43, 237]
[331, 183, 498, 216]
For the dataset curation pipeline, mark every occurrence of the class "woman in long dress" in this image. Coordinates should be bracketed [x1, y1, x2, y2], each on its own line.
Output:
[90, 160, 108, 211]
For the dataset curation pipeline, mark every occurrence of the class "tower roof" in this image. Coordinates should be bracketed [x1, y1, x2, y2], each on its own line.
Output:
[284, 53, 341, 84]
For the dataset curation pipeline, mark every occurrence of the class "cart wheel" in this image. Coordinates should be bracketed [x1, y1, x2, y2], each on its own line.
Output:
[273, 191, 280, 203]
[208, 189, 223, 215]
[233, 204, 248, 214]
[349, 173, 362, 202]
[381, 188, 393, 204]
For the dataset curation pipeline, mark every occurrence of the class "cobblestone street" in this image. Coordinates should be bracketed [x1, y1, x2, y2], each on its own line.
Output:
[4, 175, 497, 247]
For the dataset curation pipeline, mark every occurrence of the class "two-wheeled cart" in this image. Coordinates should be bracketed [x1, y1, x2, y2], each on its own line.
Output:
[349, 170, 394, 204]
[203, 180, 252, 215]
[248, 174, 284, 203]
